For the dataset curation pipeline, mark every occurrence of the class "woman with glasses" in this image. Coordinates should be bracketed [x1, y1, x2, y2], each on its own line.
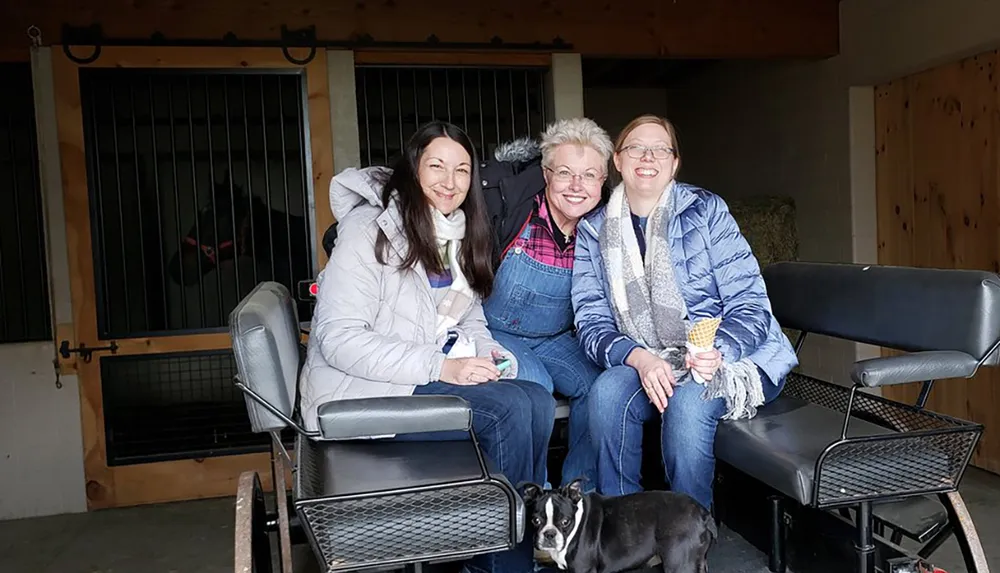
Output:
[570, 114, 798, 512]
[480, 117, 614, 492]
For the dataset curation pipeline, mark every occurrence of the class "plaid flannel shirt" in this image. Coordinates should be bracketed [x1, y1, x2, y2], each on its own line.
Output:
[507, 194, 575, 269]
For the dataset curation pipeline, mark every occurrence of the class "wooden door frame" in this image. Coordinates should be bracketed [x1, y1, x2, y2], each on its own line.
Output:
[51, 45, 333, 509]
[352, 50, 554, 67]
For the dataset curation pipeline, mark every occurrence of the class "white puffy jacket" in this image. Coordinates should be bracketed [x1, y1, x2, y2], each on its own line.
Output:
[298, 167, 515, 430]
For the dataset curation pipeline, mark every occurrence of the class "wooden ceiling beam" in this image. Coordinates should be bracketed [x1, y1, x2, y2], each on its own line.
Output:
[2, 0, 839, 58]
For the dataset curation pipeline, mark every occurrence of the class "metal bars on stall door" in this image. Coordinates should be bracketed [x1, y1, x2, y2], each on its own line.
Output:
[0, 62, 53, 344]
[355, 66, 549, 167]
[78, 69, 315, 339]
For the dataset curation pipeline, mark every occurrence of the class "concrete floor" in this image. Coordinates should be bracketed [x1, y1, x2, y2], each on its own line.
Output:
[1, 467, 998, 573]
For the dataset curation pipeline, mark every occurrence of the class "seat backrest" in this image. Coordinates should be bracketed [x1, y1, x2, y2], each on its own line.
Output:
[763, 262, 1000, 365]
[229, 281, 302, 432]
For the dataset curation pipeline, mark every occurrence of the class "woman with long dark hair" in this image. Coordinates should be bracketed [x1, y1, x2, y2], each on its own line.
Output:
[300, 120, 554, 573]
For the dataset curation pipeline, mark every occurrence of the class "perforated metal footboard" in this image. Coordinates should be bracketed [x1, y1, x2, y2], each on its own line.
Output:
[294, 436, 519, 572]
[784, 373, 983, 508]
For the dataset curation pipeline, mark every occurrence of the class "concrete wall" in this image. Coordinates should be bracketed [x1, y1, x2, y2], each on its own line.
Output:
[663, 0, 1000, 385]
[584, 87, 670, 142]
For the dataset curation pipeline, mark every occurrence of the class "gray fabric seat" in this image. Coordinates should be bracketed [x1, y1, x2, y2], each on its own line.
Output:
[229, 281, 523, 572]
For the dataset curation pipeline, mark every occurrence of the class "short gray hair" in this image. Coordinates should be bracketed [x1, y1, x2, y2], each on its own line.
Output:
[539, 118, 614, 171]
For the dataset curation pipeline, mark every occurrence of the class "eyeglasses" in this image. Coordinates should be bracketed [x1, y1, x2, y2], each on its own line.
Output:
[618, 145, 675, 160]
[544, 166, 605, 186]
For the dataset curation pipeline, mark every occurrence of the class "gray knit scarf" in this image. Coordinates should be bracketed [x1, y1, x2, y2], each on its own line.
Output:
[599, 181, 765, 420]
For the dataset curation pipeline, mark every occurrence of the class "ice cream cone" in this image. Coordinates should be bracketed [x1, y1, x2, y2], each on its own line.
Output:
[686, 317, 721, 386]
[687, 317, 722, 349]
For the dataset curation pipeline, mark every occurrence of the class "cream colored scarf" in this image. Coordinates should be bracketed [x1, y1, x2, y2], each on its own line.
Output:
[431, 208, 478, 357]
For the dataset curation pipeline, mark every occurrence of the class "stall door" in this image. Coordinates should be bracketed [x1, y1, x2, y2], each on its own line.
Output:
[52, 47, 333, 508]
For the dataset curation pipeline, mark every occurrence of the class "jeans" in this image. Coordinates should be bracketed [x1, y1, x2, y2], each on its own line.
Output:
[398, 379, 555, 573]
[587, 365, 785, 511]
[491, 329, 599, 490]
[482, 226, 599, 491]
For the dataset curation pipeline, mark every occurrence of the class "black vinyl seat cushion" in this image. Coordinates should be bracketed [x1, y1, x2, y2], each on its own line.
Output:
[293, 437, 524, 570]
[717, 395, 895, 506]
[299, 439, 499, 496]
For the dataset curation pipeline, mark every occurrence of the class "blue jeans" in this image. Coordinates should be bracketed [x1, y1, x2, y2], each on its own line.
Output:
[399, 379, 555, 573]
[588, 365, 785, 510]
[482, 229, 599, 491]
[491, 329, 599, 490]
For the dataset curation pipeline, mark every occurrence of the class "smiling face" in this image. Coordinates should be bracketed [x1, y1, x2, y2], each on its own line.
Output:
[543, 143, 606, 230]
[418, 136, 473, 215]
[613, 121, 679, 198]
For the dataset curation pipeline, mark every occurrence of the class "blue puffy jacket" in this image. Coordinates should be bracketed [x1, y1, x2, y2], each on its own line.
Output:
[570, 181, 798, 388]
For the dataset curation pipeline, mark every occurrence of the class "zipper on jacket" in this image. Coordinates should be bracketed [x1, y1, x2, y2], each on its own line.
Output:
[498, 178, 508, 235]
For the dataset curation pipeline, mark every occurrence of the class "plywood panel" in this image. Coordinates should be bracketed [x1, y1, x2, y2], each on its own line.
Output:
[876, 50, 1000, 475]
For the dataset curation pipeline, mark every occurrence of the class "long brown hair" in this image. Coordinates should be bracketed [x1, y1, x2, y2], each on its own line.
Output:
[374, 121, 495, 299]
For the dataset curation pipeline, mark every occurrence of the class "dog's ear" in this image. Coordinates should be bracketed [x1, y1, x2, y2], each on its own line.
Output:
[518, 482, 543, 505]
[562, 478, 586, 503]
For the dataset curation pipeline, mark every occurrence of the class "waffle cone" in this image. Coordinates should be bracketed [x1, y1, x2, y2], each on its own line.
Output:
[687, 317, 722, 349]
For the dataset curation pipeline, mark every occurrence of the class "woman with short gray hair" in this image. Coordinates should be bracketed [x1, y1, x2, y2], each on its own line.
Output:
[480, 116, 613, 493]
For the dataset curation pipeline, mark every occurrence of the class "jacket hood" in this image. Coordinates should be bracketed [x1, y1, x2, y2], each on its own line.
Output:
[493, 137, 542, 166]
[328, 165, 391, 222]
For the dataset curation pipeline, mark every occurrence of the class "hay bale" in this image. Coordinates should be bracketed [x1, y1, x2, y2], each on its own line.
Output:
[727, 195, 800, 352]
[727, 195, 798, 269]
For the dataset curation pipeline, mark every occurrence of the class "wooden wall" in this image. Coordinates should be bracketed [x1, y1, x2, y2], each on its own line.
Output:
[1, 0, 839, 58]
[875, 50, 1000, 475]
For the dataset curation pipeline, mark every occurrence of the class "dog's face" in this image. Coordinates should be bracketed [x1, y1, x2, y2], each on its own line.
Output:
[521, 479, 586, 554]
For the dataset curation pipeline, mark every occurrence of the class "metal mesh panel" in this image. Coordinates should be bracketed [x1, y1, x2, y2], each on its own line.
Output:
[781, 373, 982, 508]
[101, 349, 270, 464]
[78, 68, 315, 338]
[782, 373, 970, 433]
[294, 437, 514, 571]
[0, 62, 52, 344]
[298, 485, 511, 570]
[816, 432, 973, 506]
[356, 66, 548, 167]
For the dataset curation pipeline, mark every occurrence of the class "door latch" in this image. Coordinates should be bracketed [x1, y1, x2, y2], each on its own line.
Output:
[59, 340, 119, 363]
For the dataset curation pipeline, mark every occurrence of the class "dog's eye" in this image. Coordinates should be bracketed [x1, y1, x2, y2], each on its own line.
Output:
[532, 517, 542, 526]
[560, 518, 570, 527]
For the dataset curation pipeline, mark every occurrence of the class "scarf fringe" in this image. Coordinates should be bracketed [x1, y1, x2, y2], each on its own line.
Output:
[698, 358, 765, 420]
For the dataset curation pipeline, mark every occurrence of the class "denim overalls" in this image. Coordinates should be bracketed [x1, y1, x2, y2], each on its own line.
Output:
[482, 224, 599, 489]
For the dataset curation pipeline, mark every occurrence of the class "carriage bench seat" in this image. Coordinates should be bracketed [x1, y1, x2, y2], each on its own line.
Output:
[230, 282, 524, 573]
[715, 262, 998, 573]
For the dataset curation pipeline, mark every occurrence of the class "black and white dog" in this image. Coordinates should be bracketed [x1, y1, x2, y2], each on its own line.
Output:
[521, 479, 717, 573]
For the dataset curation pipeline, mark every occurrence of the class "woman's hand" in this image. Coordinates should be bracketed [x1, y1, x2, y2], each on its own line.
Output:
[626, 348, 675, 413]
[686, 347, 723, 381]
[489, 349, 515, 377]
[440, 357, 502, 385]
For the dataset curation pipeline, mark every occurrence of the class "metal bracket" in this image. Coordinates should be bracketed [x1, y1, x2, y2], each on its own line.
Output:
[280, 25, 317, 65]
[57, 23, 574, 67]
[62, 23, 103, 64]
[59, 339, 119, 363]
